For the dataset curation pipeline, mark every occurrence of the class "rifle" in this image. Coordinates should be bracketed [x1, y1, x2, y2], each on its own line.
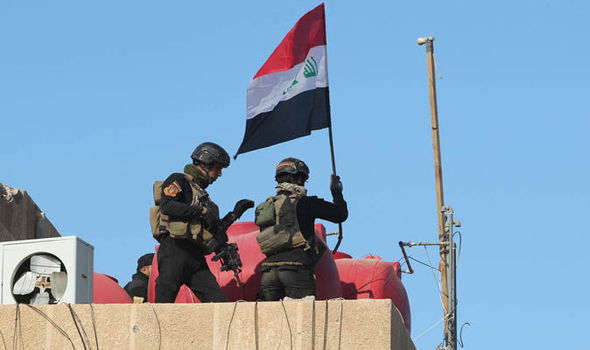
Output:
[212, 243, 243, 287]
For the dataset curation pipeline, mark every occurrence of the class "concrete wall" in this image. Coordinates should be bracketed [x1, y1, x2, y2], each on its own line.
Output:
[0, 299, 415, 349]
[0, 183, 60, 241]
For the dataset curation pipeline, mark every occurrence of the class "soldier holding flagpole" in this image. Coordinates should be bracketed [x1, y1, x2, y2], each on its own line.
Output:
[235, 3, 346, 253]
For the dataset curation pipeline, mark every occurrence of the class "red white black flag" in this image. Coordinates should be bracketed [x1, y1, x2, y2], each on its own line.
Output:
[235, 3, 330, 158]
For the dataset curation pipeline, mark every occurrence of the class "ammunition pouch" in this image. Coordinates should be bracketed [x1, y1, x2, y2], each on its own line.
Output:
[255, 197, 275, 228]
[257, 225, 306, 255]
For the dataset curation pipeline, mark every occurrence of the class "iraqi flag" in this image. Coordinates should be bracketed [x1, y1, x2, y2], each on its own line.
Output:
[235, 4, 330, 158]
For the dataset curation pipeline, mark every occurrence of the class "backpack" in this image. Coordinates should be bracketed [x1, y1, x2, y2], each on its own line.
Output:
[149, 180, 166, 241]
[255, 192, 307, 255]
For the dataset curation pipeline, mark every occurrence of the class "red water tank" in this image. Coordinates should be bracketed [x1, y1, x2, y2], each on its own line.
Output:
[147, 222, 342, 303]
[335, 256, 411, 334]
[332, 251, 352, 259]
[93, 272, 132, 304]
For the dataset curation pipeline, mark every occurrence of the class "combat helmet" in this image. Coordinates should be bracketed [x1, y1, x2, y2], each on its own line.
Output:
[275, 157, 309, 181]
[191, 142, 230, 168]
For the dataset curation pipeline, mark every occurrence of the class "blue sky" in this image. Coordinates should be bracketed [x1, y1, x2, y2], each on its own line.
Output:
[1, 1, 588, 348]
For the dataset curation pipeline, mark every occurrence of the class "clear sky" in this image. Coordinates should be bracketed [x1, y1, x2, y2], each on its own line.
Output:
[1, 1, 588, 348]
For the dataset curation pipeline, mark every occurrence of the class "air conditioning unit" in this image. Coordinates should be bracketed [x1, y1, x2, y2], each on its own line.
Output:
[0, 236, 94, 304]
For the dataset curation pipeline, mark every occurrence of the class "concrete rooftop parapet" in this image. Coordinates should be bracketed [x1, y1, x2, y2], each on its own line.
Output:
[0, 182, 60, 241]
[0, 299, 415, 349]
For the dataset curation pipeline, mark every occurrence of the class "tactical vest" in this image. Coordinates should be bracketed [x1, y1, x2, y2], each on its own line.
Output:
[254, 189, 308, 255]
[150, 173, 219, 254]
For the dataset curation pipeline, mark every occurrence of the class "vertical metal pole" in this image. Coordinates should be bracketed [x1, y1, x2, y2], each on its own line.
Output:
[444, 207, 457, 350]
[323, 7, 343, 253]
[322, 8, 337, 178]
[327, 106, 338, 175]
[327, 96, 344, 253]
[418, 36, 450, 344]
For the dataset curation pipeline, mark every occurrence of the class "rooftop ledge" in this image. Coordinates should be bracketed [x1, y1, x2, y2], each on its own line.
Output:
[0, 299, 415, 349]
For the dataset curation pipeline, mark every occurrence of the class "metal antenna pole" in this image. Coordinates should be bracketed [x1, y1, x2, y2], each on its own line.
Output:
[442, 207, 458, 350]
[399, 207, 460, 350]
[418, 36, 452, 349]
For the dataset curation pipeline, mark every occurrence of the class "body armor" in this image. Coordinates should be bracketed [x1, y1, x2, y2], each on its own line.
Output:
[255, 183, 308, 255]
[150, 173, 219, 254]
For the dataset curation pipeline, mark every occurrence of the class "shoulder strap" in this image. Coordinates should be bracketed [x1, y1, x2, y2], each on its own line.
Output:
[183, 173, 208, 201]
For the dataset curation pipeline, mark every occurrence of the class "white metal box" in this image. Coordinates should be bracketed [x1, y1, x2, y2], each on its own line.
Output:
[0, 236, 93, 304]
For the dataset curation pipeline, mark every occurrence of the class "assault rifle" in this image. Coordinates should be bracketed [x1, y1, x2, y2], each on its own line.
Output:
[212, 243, 243, 287]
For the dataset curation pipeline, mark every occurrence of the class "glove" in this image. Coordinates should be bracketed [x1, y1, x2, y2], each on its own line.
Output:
[206, 223, 229, 253]
[330, 175, 343, 196]
[190, 203, 206, 217]
[206, 238, 224, 254]
[232, 199, 255, 219]
[201, 204, 218, 228]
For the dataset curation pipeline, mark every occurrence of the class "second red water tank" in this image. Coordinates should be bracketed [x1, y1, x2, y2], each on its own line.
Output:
[335, 257, 411, 333]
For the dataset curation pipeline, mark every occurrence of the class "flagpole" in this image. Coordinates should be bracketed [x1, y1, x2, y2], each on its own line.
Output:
[327, 113, 337, 175]
[418, 36, 452, 343]
[322, 5, 343, 254]
[326, 97, 344, 254]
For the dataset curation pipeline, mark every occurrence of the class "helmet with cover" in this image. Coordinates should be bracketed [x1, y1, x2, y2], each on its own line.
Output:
[275, 157, 309, 182]
[191, 142, 230, 168]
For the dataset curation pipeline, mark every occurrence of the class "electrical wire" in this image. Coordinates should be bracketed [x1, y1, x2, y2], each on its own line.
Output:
[149, 304, 162, 350]
[274, 301, 286, 350]
[337, 299, 343, 350]
[89, 304, 99, 350]
[67, 303, 90, 349]
[18, 303, 24, 350]
[67, 303, 89, 350]
[311, 299, 316, 350]
[408, 256, 439, 271]
[322, 300, 328, 350]
[412, 313, 451, 342]
[279, 300, 293, 350]
[433, 53, 443, 80]
[69, 303, 92, 349]
[458, 322, 470, 348]
[254, 301, 259, 350]
[454, 230, 463, 264]
[224, 301, 240, 350]
[12, 303, 22, 350]
[11, 304, 16, 350]
[400, 224, 463, 347]
[320, 298, 348, 350]
[0, 326, 7, 350]
[23, 304, 75, 350]
[424, 247, 447, 314]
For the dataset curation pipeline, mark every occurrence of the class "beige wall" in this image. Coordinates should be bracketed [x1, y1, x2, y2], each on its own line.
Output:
[0, 299, 415, 349]
[0, 183, 60, 242]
